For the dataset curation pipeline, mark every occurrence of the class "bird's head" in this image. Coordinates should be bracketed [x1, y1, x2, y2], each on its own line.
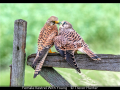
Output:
[59, 21, 72, 29]
[46, 16, 60, 26]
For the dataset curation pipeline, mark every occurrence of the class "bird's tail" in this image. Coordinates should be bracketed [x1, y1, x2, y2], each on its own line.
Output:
[32, 48, 49, 68]
[78, 46, 101, 60]
[66, 50, 81, 73]
[33, 51, 48, 78]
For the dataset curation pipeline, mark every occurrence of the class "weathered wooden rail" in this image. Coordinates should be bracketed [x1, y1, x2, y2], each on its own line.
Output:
[27, 53, 120, 87]
[10, 19, 120, 87]
[27, 53, 120, 72]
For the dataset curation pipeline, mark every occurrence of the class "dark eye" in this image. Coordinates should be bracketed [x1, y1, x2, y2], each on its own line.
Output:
[62, 22, 66, 26]
[51, 21, 55, 25]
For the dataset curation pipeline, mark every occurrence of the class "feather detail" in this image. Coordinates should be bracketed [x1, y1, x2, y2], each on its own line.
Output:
[33, 51, 48, 78]
[78, 46, 101, 60]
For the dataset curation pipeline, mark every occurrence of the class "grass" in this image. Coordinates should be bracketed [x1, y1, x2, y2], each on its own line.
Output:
[0, 3, 120, 86]
[0, 65, 120, 86]
[0, 66, 50, 86]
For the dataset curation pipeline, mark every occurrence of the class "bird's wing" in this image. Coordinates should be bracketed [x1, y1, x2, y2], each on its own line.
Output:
[68, 30, 101, 60]
[66, 29, 101, 60]
[54, 35, 66, 58]
[54, 35, 81, 73]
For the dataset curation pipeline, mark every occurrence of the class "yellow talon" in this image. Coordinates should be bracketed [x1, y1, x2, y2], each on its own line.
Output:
[48, 49, 56, 53]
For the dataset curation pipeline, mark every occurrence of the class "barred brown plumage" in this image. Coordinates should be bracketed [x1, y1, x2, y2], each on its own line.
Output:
[32, 16, 60, 78]
[54, 21, 101, 73]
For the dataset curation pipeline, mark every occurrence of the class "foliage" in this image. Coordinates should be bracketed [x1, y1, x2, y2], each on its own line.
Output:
[0, 3, 120, 86]
[0, 3, 120, 68]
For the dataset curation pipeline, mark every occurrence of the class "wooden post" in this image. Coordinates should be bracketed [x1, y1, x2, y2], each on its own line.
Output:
[11, 19, 27, 86]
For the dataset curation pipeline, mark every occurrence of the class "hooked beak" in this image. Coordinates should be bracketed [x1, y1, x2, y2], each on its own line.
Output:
[55, 21, 61, 24]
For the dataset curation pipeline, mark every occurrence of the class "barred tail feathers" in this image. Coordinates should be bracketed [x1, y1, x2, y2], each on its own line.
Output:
[32, 48, 49, 68]
[33, 51, 49, 78]
[66, 50, 81, 73]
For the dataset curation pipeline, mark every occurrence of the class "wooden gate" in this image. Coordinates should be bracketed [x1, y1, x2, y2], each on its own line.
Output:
[10, 19, 120, 86]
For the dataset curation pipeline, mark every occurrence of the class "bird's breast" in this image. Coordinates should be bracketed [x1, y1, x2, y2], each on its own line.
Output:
[38, 25, 58, 47]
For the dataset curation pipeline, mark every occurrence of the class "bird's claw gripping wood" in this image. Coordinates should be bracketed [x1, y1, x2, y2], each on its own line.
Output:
[48, 49, 56, 53]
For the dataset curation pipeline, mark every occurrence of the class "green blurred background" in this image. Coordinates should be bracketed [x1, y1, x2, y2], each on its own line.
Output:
[0, 3, 120, 86]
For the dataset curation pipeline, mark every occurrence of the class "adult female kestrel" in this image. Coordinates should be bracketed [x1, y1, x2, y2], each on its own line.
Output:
[54, 21, 101, 73]
[32, 16, 60, 78]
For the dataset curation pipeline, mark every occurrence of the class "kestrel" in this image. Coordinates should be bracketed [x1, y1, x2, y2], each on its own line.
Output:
[53, 21, 101, 73]
[32, 16, 60, 78]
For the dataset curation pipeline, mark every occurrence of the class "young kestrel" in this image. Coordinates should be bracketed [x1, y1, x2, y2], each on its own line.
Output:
[53, 21, 101, 73]
[32, 16, 60, 78]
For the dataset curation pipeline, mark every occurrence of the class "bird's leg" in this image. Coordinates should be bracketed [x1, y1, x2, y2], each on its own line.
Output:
[48, 49, 56, 53]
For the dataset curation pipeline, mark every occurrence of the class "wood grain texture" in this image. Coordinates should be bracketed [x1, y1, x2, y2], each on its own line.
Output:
[27, 53, 120, 72]
[11, 19, 27, 86]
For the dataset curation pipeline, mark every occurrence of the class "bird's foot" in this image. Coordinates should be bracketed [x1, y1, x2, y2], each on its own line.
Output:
[48, 49, 56, 53]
